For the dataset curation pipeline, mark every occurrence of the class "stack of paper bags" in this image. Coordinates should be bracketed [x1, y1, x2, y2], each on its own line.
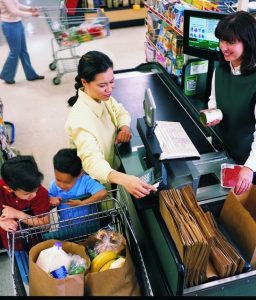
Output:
[205, 211, 245, 278]
[159, 185, 245, 288]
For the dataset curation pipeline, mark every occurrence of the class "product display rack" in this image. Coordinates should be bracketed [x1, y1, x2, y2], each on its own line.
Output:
[144, 2, 183, 36]
[70, 0, 147, 28]
[143, 0, 240, 100]
[102, 5, 147, 28]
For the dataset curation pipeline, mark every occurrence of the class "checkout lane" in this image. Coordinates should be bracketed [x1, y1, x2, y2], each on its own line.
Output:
[113, 63, 215, 295]
[112, 63, 256, 296]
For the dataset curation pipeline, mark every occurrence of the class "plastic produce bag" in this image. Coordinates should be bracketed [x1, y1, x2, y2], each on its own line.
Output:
[81, 231, 141, 296]
[92, 229, 126, 256]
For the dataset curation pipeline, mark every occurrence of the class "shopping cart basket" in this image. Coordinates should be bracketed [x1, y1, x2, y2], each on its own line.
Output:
[7, 194, 153, 296]
[40, 1, 110, 85]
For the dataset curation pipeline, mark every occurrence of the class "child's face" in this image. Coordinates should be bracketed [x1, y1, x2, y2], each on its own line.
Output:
[54, 170, 78, 191]
[14, 188, 38, 201]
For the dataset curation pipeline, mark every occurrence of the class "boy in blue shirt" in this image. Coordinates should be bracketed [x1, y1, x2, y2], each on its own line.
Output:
[49, 148, 107, 225]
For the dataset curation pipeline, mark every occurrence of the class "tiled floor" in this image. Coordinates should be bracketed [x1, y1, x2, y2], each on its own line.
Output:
[0, 0, 146, 296]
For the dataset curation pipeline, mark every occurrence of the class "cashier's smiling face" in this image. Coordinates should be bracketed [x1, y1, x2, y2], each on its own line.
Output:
[81, 67, 115, 102]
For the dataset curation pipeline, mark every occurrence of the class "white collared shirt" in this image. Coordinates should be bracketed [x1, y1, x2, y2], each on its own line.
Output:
[208, 63, 256, 171]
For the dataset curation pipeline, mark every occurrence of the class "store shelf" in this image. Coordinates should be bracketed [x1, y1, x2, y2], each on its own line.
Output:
[103, 6, 147, 28]
[145, 33, 158, 52]
[144, 2, 183, 36]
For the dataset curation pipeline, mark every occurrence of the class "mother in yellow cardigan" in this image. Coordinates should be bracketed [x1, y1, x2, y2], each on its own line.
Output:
[65, 51, 157, 199]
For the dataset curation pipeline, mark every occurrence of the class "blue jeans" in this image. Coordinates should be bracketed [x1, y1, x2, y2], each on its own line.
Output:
[0, 21, 38, 81]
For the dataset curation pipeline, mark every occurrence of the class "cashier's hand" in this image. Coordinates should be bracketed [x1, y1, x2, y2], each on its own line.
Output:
[234, 166, 253, 195]
[0, 218, 18, 232]
[115, 126, 132, 144]
[123, 175, 157, 199]
[200, 109, 221, 127]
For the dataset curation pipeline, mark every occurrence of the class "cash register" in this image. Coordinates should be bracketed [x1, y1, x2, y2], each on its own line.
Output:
[137, 86, 235, 203]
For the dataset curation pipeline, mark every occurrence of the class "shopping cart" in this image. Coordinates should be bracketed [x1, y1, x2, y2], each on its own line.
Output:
[7, 194, 153, 296]
[40, 1, 110, 85]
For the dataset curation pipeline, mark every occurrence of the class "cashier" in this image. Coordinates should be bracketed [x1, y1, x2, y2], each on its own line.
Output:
[65, 51, 157, 199]
[203, 11, 256, 195]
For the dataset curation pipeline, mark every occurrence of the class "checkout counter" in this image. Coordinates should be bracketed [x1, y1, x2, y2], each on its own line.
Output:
[113, 62, 256, 296]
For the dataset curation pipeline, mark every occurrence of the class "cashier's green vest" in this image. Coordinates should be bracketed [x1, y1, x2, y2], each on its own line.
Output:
[215, 66, 256, 164]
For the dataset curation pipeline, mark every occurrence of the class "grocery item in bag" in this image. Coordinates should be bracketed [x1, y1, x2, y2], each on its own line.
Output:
[36, 241, 71, 273]
[29, 240, 90, 296]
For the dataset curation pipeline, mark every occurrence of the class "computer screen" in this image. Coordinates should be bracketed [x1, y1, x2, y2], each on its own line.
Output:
[143, 88, 156, 128]
[183, 9, 227, 60]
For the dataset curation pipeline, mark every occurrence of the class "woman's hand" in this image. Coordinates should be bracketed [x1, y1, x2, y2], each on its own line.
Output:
[115, 126, 132, 144]
[0, 218, 18, 232]
[108, 170, 157, 199]
[121, 174, 157, 199]
[31, 7, 39, 17]
[234, 166, 253, 195]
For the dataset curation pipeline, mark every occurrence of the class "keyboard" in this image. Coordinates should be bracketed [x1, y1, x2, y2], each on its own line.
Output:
[154, 121, 200, 160]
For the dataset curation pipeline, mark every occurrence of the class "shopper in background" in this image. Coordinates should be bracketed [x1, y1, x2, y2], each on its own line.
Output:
[0, 0, 45, 84]
[0, 155, 50, 249]
[65, 51, 157, 199]
[202, 11, 256, 195]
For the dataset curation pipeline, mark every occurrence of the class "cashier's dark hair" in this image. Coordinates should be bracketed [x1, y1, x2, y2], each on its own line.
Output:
[53, 148, 82, 177]
[67, 51, 114, 107]
[215, 10, 256, 75]
[1, 155, 43, 191]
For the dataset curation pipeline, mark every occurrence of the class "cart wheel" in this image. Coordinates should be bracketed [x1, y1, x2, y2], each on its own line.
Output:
[49, 62, 57, 71]
[53, 77, 61, 85]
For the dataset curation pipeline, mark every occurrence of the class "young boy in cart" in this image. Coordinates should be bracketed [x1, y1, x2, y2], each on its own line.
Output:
[0, 155, 50, 250]
[48, 148, 108, 222]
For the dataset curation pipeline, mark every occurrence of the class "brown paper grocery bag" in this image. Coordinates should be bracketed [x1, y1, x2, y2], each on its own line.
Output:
[220, 186, 256, 268]
[83, 236, 141, 296]
[29, 239, 90, 296]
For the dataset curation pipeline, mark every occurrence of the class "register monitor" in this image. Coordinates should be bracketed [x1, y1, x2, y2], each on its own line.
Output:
[183, 9, 227, 60]
[143, 88, 156, 128]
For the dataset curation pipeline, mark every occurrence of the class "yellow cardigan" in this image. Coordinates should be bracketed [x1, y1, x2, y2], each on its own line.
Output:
[65, 89, 131, 185]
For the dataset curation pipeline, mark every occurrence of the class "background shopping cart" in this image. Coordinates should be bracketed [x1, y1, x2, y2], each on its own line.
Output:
[7, 195, 153, 296]
[40, 1, 110, 85]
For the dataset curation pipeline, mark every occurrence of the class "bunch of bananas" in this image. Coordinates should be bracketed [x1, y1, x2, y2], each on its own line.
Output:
[91, 250, 126, 272]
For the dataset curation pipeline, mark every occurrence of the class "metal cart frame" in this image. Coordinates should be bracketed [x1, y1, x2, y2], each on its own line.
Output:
[41, 1, 110, 85]
[7, 195, 153, 296]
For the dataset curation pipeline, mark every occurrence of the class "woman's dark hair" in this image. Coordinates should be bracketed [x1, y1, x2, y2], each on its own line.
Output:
[67, 51, 113, 107]
[215, 11, 256, 75]
[53, 148, 82, 177]
[1, 155, 43, 192]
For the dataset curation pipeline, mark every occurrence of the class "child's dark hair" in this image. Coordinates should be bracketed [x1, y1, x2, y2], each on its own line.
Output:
[1, 155, 43, 191]
[215, 11, 256, 75]
[53, 148, 82, 177]
[67, 51, 113, 107]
